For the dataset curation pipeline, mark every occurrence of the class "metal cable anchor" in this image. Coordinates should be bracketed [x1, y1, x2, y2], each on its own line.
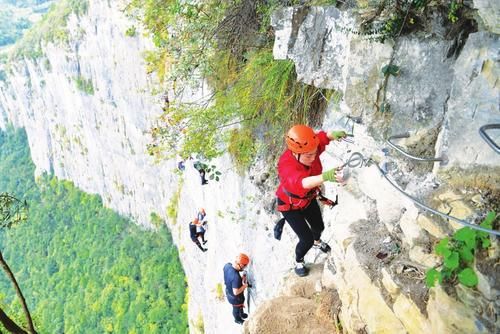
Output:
[387, 133, 447, 164]
[479, 124, 500, 154]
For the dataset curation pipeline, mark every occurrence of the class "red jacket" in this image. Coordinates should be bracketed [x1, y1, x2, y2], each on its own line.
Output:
[276, 131, 330, 211]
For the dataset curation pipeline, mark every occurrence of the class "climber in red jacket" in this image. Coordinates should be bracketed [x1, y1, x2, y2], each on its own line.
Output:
[276, 124, 346, 277]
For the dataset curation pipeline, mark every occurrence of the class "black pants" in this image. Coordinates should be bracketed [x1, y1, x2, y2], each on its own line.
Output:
[232, 304, 245, 321]
[281, 199, 324, 262]
[191, 238, 204, 251]
[196, 232, 206, 243]
[199, 169, 207, 184]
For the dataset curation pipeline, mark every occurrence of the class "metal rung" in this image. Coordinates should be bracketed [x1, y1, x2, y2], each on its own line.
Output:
[387, 133, 446, 163]
[479, 124, 500, 154]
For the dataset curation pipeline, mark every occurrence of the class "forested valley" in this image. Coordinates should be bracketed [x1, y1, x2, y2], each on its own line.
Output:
[0, 128, 188, 333]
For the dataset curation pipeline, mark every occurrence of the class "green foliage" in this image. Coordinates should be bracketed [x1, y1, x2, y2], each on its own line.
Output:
[130, 1, 334, 166]
[74, 75, 94, 95]
[11, 0, 88, 60]
[382, 64, 400, 77]
[125, 0, 231, 84]
[412, 0, 428, 9]
[227, 128, 257, 173]
[0, 0, 53, 47]
[358, 0, 434, 43]
[149, 212, 165, 229]
[256, 0, 336, 33]
[448, 1, 462, 23]
[125, 25, 136, 37]
[0, 128, 188, 333]
[193, 313, 204, 334]
[150, 49, 330, 165]
[0, 7, 32, 47]
[215, 283, 224, 301]
[425, 211, 497, 288]
[166, 178, 183, 225]
[194, 161, 221, 182]
[0, 193, 28, 229]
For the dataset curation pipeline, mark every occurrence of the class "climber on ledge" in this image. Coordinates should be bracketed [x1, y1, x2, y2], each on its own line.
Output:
[223, 253, 250, 325]
[189, 218, 207, 252]
[195, 208, 208, 244]
[276, 124, 346, 277]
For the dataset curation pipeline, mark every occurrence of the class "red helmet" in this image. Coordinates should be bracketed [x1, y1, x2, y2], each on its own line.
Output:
[286, 125, 319, 153]
[236, 253, 250, 266]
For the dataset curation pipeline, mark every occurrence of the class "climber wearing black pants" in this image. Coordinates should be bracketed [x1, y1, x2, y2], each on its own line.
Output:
[223, 253, 250, 325]
[275, 125, 347, 277]
[189, 220, 207, 252]
[280, 198, 324, 262]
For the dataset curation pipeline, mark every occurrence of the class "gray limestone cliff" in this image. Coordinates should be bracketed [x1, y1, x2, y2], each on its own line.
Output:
[0, 1, 499, 333]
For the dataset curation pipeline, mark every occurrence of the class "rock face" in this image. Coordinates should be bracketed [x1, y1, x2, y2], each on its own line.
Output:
[271, 6, 499, 334]
[0, 0, 173, 225]
[474, 0, 500, 34]
[1, 2, 499, 334]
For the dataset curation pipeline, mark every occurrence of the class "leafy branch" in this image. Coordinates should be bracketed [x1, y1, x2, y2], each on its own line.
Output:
[426, 211, 497, 288]
[0, 193, 37, 334]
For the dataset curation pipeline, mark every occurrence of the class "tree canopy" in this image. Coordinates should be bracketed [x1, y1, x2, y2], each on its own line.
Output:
[0, 127, 188, 333]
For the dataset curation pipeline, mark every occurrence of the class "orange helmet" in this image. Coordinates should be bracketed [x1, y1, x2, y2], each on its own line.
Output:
[286, 125, 319, 153]
[236, 253, 250, 266]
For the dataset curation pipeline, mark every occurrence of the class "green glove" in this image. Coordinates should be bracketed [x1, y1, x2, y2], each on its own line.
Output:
[331, 130, 347, 140]
[322, 168, 337, 182]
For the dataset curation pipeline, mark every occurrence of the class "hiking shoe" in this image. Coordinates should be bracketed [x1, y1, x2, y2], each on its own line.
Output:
[234, 318, 244, 325]
[313, 240, 331, 253]
[241, 313, 248, 319]
[202, 248, 208, 252]
[294, 262, 309, 277]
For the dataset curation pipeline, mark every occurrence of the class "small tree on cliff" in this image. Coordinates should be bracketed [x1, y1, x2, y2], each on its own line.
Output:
[0, 193, 37, 334]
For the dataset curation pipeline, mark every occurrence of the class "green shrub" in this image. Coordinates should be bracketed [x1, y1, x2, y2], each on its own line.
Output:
[227, 128, 257, 173]
[166, 178, 183, 224]
[150, 212, 165, 228]
[215, 283, 224, 301]
[74, 75, 94, 95]
[132, 2, 334, 166]
[11, 0, 89, 60]
[150, 49, 331, 165]
[425, 211, 497, 288]
[125, 26, 136, 37]
[448, 1, 462, 23]
[194, 313, 204, 334]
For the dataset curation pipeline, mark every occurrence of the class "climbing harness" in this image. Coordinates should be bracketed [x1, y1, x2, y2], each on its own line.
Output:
[318, 193, 338, 208]
[277, 188, 337, 211]
[479, 124, 500, 154]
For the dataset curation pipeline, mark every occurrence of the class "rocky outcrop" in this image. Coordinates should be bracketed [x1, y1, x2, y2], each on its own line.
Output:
[271, 6, 499, 334]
